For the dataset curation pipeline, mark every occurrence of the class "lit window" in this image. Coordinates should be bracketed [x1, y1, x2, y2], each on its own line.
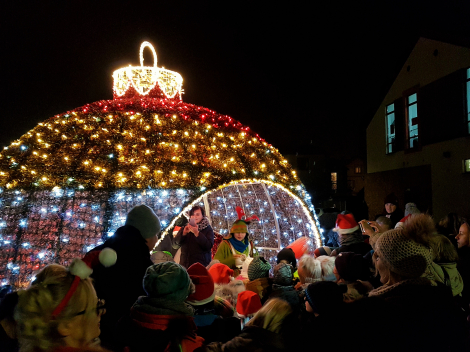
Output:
[331, 172, 337, 190]
[406, 93, 419, 149]
[354, 166, 362, 174]
[464, 159, 470, 173]
[385, 103, 396, 153]
[466, 69, 470, 134]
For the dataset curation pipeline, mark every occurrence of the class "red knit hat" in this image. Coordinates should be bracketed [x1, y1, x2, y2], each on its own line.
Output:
[208, 263, 234, 284]
[333, 214, 359, 235]
[236, 291, 262, 317]
[187, 263, 215, 305]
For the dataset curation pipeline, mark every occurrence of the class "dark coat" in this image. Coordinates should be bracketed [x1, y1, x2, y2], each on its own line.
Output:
[172, 224, 214, 268]
[458, 246, 470, 311]
[335, 241, 372, 256]
[346, 280, 469, 352]
[267, 285, 302, 314]
[117, 308, 203, 352]
[193, 314, 241, 345]
[197, 326, 288, 352]
[88, 225, 153, 350]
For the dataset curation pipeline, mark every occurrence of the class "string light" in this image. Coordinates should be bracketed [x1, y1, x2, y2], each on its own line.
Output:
[0, 41, 320, 288]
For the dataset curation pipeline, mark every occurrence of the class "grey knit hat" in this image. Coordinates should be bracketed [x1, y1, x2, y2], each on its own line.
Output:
[126, 204, 161, 239]
[143, 262, 191, 301]
[273, 263, 294, 286]
[375, 225, 432, 278]
[247, 256, 271, 281]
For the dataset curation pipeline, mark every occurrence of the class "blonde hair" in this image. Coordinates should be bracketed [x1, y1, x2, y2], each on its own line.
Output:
[298, 255, 321, 283]
[429, 235, 459, 263]
[246, 298, 292, 334]
[16, 264, 96, 352]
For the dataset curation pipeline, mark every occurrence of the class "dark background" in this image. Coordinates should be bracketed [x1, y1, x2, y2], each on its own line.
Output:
[2, 0, 470, 159]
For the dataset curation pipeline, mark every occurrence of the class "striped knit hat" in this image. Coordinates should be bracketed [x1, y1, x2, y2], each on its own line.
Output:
[230, 220, 248, 234]
[248, 256, 271, 281]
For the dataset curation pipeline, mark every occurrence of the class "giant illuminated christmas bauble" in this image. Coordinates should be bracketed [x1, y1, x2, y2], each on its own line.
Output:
[0, 42, 320, 288]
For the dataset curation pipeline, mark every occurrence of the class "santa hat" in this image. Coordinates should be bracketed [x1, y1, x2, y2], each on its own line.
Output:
[333, 214, 359, 235]
[208, 263, 234, 284]
[187, 263, 215, 306]
[236, 291, 262, 317]
[172, 226, 181, 237]
[395, 214, 412, 229]
[51, 248, 117, 319]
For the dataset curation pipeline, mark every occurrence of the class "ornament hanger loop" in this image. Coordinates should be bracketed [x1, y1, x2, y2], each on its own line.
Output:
[139, 41, 158, 68]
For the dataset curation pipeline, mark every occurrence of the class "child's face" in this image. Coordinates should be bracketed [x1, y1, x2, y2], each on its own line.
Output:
[234, 232, 246, 241]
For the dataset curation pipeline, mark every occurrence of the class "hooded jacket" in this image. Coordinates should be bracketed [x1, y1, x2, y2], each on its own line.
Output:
[117, 297, 203, 352]
[89, 225, 153, 349]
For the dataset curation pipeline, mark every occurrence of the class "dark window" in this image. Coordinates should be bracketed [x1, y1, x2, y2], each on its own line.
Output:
[386, 103, 396, 153]
[466, 68, 470, 134]
[405, 92, 419, 149]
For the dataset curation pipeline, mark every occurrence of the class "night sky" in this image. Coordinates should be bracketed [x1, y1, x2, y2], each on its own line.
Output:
[2, 1, 470, 159]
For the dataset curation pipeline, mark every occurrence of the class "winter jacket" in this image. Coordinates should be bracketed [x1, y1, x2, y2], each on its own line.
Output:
[267, 285, 302, 314]
[192, 314, 241, 345]
[116, 296, 203, 352]
[196, 326, 288, 352]
[173, 222, 214, 268]
[88, 225, 153, 350]
[346, 278, 468, 352]
[424, 262, 463, 296]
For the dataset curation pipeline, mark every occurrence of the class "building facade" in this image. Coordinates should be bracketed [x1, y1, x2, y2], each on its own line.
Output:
[366, 38, 470, 220]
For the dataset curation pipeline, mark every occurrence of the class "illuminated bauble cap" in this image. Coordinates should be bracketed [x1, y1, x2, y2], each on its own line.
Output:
[113, 42, 183, 101]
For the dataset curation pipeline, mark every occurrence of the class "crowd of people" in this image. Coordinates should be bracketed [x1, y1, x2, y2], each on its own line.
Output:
[1, 197, 470, 352]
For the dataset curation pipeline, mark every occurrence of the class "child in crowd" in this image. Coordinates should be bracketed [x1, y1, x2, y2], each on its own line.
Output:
[186, 263, 240, 344]
[334, 252, 373, 302]
[245, 256, 272, 302]
[236, 291, 262, 328]
[199, 298, 293, 352]
[117, 262, 204, 352]
[268, 263, 301, 314]
[209, 263, 245, 307]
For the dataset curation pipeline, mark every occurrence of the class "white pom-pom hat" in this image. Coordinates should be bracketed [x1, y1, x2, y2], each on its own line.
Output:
[52, 248, 117, 319]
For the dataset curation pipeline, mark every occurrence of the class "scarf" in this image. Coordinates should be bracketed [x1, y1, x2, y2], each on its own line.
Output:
[228, 236, 249, 253]
[198, 217, 211, 231]
[368, 277, 430, 297]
